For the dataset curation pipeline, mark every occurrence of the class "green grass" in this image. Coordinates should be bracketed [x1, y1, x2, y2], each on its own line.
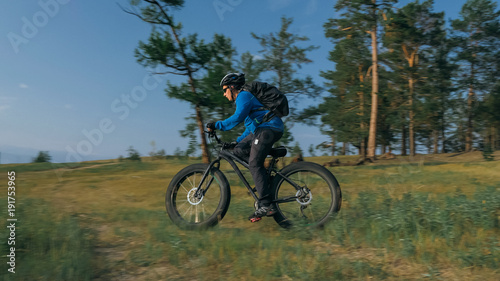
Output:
[0, 162, 92, 173]
[123, 209, 392, 280]
[325, 187, 500, 266]
[0, 198, 95, 281]
[103, 186, 499, 280]
[2, 154, 499, 280]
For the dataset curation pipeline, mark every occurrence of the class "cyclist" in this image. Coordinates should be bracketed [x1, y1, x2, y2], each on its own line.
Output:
[207, 73, 284, 222]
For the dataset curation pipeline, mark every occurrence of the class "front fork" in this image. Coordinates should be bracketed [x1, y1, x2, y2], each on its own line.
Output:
[194, 159, 220, 200]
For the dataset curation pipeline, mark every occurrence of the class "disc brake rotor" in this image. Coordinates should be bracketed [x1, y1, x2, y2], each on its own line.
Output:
[187, 188, 203, 205]
[296, 189, 312, 205]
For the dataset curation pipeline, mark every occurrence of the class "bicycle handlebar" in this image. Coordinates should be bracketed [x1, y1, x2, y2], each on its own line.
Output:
[205, 129, 220, 142]
[205, 129, 237, 150]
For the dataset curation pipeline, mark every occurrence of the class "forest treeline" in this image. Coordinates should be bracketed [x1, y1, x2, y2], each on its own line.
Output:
[125, 0, 500, 162]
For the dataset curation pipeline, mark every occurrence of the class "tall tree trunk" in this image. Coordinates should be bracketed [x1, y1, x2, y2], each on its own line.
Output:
[194, 105, 210, 163]
[359, 124, 367, 158]
[494, 126, 498, 151]
[440, 104, 447, 153]
[367, 22, 379, 160]
[465, 85, 475, 152]
[358, 65, 367, 161]
[433, 129, 439, 154]
[187, 76, 209, 163]
[487, 126, 496, 151]
[401, 122, 407, 156]
[381, 144, 386, 154]
[331, 134, 336, 156]
[402, 45, 418, 157]
[458, 123, 465, 151]
[169, 19, 210, 163]
[441, 119, 447, 153]
[360, 139, 366, 158]
[408, 76, 416, 157]
[342, 142, 347, 156]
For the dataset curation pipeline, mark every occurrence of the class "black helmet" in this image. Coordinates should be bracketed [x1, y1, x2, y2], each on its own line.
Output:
[220, 72, 245, 87]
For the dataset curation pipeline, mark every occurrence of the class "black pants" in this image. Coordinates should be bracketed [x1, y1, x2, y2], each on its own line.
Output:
[233, 128, 283, 205]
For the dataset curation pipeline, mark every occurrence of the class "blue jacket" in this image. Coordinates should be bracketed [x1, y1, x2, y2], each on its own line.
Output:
[215, 91, 284, 142]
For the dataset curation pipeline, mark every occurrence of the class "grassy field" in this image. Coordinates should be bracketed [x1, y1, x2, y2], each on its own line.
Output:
[1, 151, 499, 280]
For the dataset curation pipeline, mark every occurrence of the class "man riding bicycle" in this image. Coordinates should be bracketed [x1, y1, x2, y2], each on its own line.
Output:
[206, 73, 284, 222]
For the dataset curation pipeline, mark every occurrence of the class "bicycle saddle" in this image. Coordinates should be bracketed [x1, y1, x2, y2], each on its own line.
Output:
[269, 146, 287, 158]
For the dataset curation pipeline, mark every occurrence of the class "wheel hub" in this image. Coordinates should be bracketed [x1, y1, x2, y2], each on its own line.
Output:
[296, 188, 312, 205]
[187, 188, 203, 205]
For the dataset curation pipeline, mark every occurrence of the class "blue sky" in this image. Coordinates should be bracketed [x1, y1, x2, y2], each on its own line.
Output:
[0, 0, 469, 164]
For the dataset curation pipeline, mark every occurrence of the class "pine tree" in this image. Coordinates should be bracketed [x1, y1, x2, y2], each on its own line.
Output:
[384, 0, 446, 156]
[451, 0, 500, 152]
[420, 28, 456, 154]
[125, 0, 231, 163]
[333, 0, 397, 160]
[177, 42, 268, 155]
[235, 52, 266, 82]
[32, 151, 51, 163]
[197, 36, 242, 146]
[321, 15, 372, 158]
[251, 16, 322, 124]
[126, 146, 141, 161]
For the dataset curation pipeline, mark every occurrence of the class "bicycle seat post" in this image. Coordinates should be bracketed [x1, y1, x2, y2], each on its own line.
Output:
[267, 156, 279, 177]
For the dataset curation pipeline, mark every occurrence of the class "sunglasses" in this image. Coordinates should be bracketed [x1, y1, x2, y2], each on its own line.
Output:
[222, 87, 230, 94]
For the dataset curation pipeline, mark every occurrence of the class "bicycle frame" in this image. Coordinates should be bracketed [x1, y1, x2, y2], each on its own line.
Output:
[166, 130, 342, 229]
[193, 135, 305, 205]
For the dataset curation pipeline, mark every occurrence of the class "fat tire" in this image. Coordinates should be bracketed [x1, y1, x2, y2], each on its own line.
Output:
[271, 161, 342, 228]
[165, 163, 230, 230]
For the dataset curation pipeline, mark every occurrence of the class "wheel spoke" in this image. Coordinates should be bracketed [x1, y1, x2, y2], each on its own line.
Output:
[180, 183, 190, 193]
[195, 204, 199, 223]
[181, 204, 193, 219]
[201, 204, 207, 221]
[177, 200, 189, 211]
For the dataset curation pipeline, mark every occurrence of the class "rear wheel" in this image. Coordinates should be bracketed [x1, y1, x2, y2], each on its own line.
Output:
[271, 162, 341, 228]
[165, 164, 230, 229]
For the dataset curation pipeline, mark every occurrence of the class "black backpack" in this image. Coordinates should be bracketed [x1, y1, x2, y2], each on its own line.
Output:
[242, 81, 289, 123]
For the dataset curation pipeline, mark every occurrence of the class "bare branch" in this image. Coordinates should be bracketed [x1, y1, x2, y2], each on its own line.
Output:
[117, 2, 169, 25]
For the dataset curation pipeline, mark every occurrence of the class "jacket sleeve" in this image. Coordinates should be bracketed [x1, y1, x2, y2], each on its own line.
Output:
[215, 92, 252, 131]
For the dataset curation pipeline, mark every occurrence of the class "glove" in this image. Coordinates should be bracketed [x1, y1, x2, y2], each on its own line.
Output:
[206, 122, 216, 131]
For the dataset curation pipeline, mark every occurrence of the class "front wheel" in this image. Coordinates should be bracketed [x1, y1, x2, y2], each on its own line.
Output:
[271, 162, 342, 228]
[165, 163, 230, 229]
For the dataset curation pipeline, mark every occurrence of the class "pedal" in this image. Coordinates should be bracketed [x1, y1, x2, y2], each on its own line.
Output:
[249, 217, 262, 223]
